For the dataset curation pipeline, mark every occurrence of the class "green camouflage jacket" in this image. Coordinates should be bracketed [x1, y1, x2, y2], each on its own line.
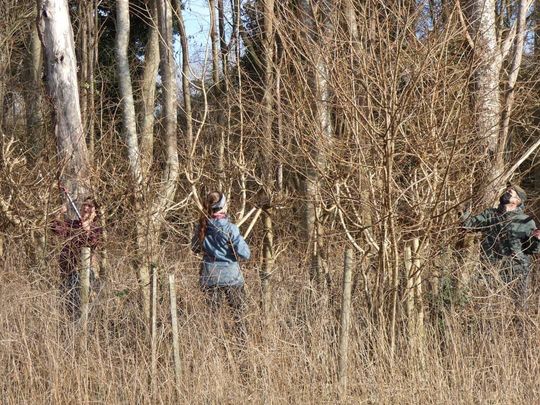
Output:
[462, 206, 540, 268]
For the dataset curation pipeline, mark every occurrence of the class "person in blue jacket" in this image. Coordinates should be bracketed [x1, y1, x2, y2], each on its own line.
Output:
[192, 191, 251, 339]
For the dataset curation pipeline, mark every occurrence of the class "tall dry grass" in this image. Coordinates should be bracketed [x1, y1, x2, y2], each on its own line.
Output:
[1, 241, 539, 404]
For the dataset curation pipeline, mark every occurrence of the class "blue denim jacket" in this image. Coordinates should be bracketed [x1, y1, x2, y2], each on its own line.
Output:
[191, 216, 250, 287]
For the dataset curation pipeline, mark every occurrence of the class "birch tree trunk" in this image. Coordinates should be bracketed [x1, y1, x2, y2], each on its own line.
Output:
[38, 0, 89, 203]
[463, 0, 501, 202]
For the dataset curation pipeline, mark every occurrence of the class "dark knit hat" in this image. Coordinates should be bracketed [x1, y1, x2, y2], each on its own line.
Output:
[510, 184, 527, 204]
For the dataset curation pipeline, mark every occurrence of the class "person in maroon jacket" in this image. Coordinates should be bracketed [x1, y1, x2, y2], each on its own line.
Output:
[52, 197, 102, 318]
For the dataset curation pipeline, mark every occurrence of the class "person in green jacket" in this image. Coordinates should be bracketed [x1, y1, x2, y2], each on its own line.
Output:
[461, 185, 540, 306]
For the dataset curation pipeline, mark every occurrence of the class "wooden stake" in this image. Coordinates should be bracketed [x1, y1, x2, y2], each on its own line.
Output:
[168, 274, 182, 389]
[338, 247, 354, 393]
[80, 247, 91, 331]
[261, 211, 274, 316]
[150, 265, 158, 391]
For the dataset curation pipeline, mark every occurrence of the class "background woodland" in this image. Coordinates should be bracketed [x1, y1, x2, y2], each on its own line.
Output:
[1, 0, 540, 402]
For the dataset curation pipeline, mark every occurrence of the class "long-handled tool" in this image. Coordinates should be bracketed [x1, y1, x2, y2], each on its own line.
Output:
[59, 183, 82, 220]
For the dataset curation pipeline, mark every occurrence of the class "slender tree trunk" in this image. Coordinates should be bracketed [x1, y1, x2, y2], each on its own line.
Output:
[140, 1, 160, 177]
[79, 0, 88, 142]
[300, 0, 334, 285]
[116, 0, 143, 188]
[260, 0, 275, 314]
[209, 0, 220, 85]
[116, 0, 151, 316]
[216, 0, 230, 191]
[217, 0, 229, 87]
[24, 18, 44, 157]
[232, 0, 248, 215]
[78, 0, 98, 161]
[154, 0, 179, 211]
[497, 0, 529, 177]
[87, 0, 97, 161]
[173, 0, 193, 155]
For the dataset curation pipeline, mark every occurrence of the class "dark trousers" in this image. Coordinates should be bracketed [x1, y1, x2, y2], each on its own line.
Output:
[202, 285, 248, 342]
[478, 260, 531, 309]
[60, 269, 96, 319]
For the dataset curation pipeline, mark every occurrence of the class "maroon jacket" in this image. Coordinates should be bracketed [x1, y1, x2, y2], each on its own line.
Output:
[52, 219, 102, 276]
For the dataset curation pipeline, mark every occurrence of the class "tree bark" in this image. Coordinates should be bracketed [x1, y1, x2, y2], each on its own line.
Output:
[497, 0, 529, 177]
[300, 0, 334, 285]
[463, 0, 501, 202]
[174, 0, 194, 154]
[154, 0, 179, 211]
[116, 0, 150, 316]
[38, 0, 89, 206]
[116, 0, 143, 188]
[209, 0, 220, 85]
[24, 18, 44, 157]
[140, 0, 160, 177]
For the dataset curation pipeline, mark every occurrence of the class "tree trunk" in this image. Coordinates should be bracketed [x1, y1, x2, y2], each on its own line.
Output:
[217, 0, 229, 86]
[300, 0, 334, 285]
[24, 19, 44, 157]
[116, 0, 150, 316]
[38, 0, 89, 205]
[116, 0, 143, 188]
[173, 0, 193, 154]
[209, 0, 220, 85]
[139, 1, 160, 178]
[463, 0, 501, 203]
[79, 0, 98, 161]
[497, 0, 529, 181]
[154, 0, 179, 211]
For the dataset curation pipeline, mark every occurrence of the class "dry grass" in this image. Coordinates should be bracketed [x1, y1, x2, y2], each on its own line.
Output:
[1, 246, 539, 404]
